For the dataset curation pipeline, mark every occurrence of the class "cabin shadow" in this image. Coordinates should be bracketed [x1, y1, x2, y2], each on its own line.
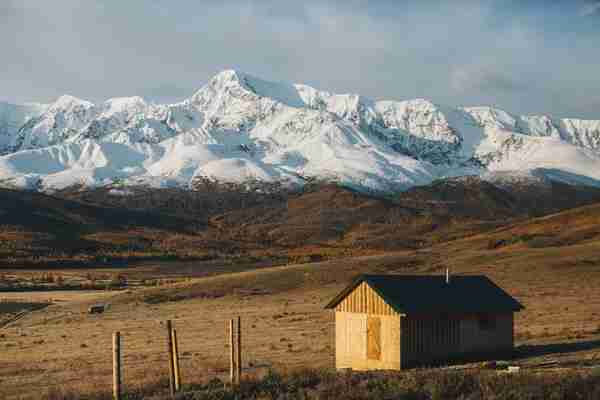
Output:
[403, 339, 600, 369]
[514, 339, 600, 359]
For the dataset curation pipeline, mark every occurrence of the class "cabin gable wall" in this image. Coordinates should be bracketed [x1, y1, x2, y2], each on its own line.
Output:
[334, 282, 401, 370]
[334, 282, 396, 315]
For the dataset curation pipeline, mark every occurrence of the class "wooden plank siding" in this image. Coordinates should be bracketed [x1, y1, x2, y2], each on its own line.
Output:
[335, 312, 401, 370]
[401, 316, 460, 367]
[367, 316, 381, 360]
[334, 282, 401, 370]
[334, 282, 398, 316]
[458, 313, 513, 355]
[401, 313, 513, 368]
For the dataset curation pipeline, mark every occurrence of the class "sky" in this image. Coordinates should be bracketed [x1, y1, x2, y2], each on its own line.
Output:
[1, 0, 599, 118]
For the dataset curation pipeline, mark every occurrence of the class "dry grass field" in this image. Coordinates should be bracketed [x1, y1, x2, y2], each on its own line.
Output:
[3, 218, 600, 398]
[3, 192, 600, 399]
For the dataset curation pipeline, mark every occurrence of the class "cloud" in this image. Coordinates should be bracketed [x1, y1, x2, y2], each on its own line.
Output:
[579, 1, 600, 16]
[451, 64, 527, 94]
[0, 1, 16, 22]
[138, 83, 195, 103]
[0, 1, 599, 118]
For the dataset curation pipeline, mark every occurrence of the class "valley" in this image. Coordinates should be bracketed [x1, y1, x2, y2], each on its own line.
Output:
[2, 184, 600, 399]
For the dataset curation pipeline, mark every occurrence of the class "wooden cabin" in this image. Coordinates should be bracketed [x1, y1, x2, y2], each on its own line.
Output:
[325, 274, 524, 370]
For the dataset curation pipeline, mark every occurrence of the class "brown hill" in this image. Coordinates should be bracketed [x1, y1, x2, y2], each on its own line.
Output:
[3, 177, 600, 266]
[398, 175, 600, 219]
[0, 188, 195, 266]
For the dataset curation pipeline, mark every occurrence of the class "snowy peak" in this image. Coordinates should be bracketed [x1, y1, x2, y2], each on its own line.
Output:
[463, 106, 518, 130]
[96, 97, 152, 129]
[102, 96, 147, 114]
[0, 102, 48, 153]
[375, 98, 452, 136]
[518, 114, 560, 138]
[11, 95, 98, 151]
[191, 69, 260, 103]
[200, 69, 251, 95]
[1, 69, 600, 192]
[463, 106, 600, 151]
[559, 118, 600, 149]
[191, 69, 307, 110]
[49, 95, 94, 112]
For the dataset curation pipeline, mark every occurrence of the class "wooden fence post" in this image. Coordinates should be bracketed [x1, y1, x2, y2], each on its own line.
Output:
[229, 319, 235, 384]
[112, 331, 121, 400]
[172, 328, 181, 392]
[236, 316, 242, 384]
[166, 320, 176, 396]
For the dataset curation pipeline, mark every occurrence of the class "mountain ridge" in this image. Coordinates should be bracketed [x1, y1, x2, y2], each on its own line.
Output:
[1, 69, 600, 192]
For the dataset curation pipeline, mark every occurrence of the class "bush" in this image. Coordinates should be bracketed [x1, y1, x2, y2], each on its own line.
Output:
[38, 368, 600, 400]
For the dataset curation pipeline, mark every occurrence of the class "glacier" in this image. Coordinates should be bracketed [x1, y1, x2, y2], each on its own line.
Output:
[1, 69, 600, 192]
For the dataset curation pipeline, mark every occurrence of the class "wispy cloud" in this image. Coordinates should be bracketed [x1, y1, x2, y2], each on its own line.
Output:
[579, 1, 600, 16]
[451, 64, 527, 94]
[1, 1, 599, 118]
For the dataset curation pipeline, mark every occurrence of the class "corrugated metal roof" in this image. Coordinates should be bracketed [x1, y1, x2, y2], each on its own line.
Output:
[325, 274, 524, 314]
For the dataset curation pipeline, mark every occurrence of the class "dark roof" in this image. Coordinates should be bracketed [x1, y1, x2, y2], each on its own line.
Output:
[325, 274, 524, 314]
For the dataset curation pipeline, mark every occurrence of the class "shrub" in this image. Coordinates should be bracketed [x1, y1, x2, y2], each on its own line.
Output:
[36, 368, 600, 400]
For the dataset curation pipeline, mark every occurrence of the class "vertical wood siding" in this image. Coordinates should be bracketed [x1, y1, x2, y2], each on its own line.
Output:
[333, 282, 400, 370]
[401, 316, 460, 366]
[367, 316, 381, 360]
[334, 282, 398, 315]
[458, 313, 513, 354]
[336, 312, 401, 370]
[401, 313, 514, 367]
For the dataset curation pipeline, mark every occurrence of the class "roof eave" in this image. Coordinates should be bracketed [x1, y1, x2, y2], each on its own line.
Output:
[323, 275, 365, 309]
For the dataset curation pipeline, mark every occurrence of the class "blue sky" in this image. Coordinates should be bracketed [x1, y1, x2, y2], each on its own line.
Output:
[1, 0, 599, 118]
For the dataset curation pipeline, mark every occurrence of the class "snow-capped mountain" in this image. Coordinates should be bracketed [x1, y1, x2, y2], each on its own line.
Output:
[1, 69, 600, 192]
[0, 101, 47, 152]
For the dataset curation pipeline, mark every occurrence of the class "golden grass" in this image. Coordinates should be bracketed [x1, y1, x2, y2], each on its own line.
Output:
[3, 204, 600, 399]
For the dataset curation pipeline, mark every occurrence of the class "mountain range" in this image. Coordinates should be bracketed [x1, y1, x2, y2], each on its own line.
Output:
[1, 69, 600, 192]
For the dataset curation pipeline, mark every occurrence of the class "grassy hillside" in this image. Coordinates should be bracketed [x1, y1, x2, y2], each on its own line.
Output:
[0, 187, 200, 267]
[3, 200, 600, 399]
[3, 178, 600, 268]
[398, 175, 600, 218]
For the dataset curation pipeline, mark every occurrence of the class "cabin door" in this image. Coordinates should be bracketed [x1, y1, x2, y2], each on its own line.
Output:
[367, 316, 381, 360]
